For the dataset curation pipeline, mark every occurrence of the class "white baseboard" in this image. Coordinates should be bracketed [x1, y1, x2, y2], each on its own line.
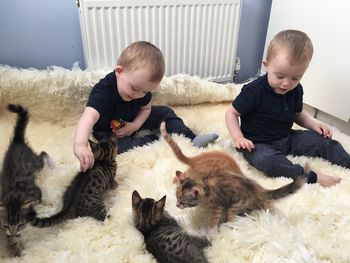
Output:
[304, 104, 350, 135]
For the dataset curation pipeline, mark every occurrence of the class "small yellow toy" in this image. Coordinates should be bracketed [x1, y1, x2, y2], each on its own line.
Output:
[110, 119, 125, 129]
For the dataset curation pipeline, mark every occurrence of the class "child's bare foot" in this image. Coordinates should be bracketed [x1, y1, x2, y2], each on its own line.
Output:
[316, 172, 341, 187]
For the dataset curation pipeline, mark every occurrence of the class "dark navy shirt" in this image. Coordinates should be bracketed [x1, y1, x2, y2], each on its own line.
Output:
[87, 71, 152, 133]
[232, 74, 303, 143]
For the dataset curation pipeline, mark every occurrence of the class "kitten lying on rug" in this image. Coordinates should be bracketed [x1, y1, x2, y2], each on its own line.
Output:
[160, 121, 244, 180]
[28, 136, 118, 227]
[160, 121, 308, 229]
[132, 190, 211, 263]
[0, 104, 54, 257]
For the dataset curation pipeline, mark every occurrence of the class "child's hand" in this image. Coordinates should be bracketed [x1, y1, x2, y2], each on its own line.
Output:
[313, 122, 332, 138]
[74, 145, 94, 172]
[234, 136, 255, 152]
[113, 121, 137, 138]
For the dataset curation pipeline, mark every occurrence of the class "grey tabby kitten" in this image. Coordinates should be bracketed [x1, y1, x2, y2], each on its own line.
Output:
[132, 190, 211, 263]
[28, 136, 118, 227]
[0, 104, 53, 256]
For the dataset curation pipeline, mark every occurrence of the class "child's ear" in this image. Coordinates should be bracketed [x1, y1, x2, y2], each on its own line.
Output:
[262, 60, 269, 69]
[115, 65, 123, 76]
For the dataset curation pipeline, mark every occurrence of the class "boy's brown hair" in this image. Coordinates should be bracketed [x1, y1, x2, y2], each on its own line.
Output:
[117, 41, 165, 82]
[266, 29, 313, 64]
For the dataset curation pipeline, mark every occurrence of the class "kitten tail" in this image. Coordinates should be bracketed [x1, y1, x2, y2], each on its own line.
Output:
[160, 122, 191, 164]
[7, 104, 28, 144]
[28, 209, 72, 228]
[265, 163, 309, 200]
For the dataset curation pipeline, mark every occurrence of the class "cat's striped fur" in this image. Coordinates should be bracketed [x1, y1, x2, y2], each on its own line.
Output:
[175, 167, 309, 229]
[0, 104, 53, 256]
[28, 137, 118, 227]
[160, 121, 308, 229]
[132, 190, 211, 263]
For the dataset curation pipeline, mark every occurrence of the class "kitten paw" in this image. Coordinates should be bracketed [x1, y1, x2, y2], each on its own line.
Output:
[41, 152, 57, 169]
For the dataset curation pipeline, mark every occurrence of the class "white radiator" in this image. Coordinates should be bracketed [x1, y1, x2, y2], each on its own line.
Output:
[78, 0, 242, 82]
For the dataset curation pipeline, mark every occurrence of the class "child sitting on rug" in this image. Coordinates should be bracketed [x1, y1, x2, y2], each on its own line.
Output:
[225, 29, 350, 187]
[74, 41, 218, 171]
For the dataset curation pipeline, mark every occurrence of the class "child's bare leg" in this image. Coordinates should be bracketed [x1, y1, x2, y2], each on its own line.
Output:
[316, 171, 341, 187]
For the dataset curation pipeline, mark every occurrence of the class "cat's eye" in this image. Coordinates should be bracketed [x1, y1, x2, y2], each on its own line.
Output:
[18, 222, 26, 229]
[1, 223, 9, 229]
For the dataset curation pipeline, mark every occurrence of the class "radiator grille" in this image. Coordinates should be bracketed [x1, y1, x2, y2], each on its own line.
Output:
[79, 0, 242, 82]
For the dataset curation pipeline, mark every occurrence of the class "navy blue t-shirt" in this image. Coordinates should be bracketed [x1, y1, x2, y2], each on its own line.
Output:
[87, 71, 152, 133]
[232, 74, 303, 143]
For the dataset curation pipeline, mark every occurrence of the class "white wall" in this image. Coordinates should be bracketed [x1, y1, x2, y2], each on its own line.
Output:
[265, 0, 350, 122]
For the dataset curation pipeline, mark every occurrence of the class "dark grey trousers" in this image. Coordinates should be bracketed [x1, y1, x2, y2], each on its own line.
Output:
[93, 105, 196, 154]
[240, 130, 350, 180]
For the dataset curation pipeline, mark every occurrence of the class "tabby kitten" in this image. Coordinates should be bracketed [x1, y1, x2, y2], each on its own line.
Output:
[160, 121, 244, 181]
[132, 190, 211, 263]
[0, 104, 53, 256]
[175, 168, 308, 229]
[28, 136, 118, 227]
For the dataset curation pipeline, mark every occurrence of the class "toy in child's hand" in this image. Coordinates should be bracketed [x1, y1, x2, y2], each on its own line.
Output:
[110, 119, 125, 130]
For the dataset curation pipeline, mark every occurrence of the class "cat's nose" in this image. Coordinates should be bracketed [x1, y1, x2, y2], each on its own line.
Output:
[7, 228, 19, 237]
[176, 202, 184, 209]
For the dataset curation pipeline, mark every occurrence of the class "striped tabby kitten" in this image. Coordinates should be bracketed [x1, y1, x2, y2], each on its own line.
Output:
[132, 190, 211, 263]
[28, 136, 118, 227]
[160, 121, 244, 182]
[175, 168, 308, 229]
[0, 104, 54, 256]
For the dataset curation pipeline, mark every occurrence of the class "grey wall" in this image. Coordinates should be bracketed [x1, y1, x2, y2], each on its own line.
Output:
[0, 0, 85, 69]
[235, 0, 272, 83]
[0, 0, 270, 77]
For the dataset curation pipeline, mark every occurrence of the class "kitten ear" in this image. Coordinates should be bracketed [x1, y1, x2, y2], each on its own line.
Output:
[175, 170, 187, 183]
[156, 195, 166, 210]
[154, 195, 166, 220]
[132, 190, 143, 208]
[191, 187, 202, 199]
[110, 134, 118, 144]
[22, 200, 35, 209]
[89, 139, 98, 150]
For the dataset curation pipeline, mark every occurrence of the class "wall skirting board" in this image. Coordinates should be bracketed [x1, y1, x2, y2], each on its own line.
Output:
[304, 104, 350, 136]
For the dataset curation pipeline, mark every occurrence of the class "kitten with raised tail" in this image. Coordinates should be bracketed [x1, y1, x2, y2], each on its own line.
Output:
[28, 136, 118, 227]
[175, 166, 309, 229]
[132, 190, 211, 263]
[0, 104, 54, 257]
[160, 121, 244, 180]
[161, 121, 308, 229]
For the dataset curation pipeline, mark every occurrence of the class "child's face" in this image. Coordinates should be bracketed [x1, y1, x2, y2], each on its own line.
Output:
[263, 49, 311, 95]
[115, 66, 160, 101]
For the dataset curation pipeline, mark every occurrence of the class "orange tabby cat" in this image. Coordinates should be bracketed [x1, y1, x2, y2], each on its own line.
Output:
[175, 168, 308, 229]
[160, 122, 243, 181]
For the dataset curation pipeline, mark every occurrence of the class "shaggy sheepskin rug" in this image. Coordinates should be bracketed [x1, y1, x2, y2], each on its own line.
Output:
[0, 65, 350, 263]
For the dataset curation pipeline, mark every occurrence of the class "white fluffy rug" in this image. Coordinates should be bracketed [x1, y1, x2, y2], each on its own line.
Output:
[1, 66, 350, 263]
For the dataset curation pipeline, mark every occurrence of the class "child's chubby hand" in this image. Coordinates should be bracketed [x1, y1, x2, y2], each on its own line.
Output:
[74, 145, 94, 172]
[234, 136, 255, 152]
[313, 122, 333, 138]
[113, 121, 138, 138]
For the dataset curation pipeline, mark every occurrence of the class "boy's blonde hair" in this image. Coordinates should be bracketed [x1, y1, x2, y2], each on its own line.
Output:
[266, 30, 313, 64]
[117, 41, 165, 82]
